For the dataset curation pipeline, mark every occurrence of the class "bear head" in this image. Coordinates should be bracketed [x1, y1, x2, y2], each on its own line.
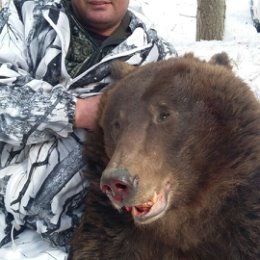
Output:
[91, 53, 260, 229]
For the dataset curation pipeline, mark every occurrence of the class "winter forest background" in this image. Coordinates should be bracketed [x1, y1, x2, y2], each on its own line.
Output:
[128, 0, 260, 99]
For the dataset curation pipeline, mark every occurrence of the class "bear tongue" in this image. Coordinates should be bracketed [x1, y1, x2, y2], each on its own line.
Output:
[124, 192, 158, 217]
[132, 205, 152, 216]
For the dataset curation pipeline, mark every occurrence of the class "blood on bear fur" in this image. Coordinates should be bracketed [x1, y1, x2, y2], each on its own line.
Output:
[69, 53, 260, 260]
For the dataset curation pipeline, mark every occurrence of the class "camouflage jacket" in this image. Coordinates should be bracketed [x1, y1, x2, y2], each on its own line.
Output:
[0, 0, 176, 248]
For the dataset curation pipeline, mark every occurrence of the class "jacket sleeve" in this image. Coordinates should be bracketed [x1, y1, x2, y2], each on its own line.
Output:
[0, 1, 76, 146]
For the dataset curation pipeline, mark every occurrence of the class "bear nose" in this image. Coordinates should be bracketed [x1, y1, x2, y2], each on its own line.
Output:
[100, 168, 138, 203]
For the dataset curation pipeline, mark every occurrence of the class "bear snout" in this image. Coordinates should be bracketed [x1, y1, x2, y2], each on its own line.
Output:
[100, 168, 138, 206]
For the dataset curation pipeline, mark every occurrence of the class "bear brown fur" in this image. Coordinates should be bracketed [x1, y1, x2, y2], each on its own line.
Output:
[69, 53, 260, 260]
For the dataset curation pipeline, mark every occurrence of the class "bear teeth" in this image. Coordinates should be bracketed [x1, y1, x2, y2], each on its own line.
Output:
[152, 191, 158, 203]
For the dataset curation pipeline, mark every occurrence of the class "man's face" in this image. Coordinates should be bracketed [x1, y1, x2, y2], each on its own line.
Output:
[71, 0, 129, 36]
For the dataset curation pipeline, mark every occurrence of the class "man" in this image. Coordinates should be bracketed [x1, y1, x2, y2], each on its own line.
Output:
[0, 0, 176, 249]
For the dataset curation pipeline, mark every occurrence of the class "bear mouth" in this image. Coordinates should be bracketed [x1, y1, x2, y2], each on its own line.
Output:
[122, 190, 168, 224]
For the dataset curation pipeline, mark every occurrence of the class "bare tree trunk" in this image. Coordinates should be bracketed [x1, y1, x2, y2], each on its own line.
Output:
[196, 0, 226, 41]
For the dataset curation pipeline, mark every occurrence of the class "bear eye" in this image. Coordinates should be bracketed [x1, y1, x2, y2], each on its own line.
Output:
[158, 111, 170, 122]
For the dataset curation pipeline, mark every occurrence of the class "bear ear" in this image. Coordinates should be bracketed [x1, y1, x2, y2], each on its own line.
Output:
[209, 52, 232, 70]
[111, 61, 137, 80]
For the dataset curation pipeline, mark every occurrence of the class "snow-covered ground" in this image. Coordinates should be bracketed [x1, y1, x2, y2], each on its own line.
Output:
[0, 0, 259, 259]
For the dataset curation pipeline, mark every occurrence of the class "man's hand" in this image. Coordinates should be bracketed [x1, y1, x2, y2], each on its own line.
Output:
[74, 95, 102, 129]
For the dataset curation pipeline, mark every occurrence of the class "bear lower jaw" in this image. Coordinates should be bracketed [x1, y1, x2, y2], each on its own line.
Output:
[122, 188, 170, 225]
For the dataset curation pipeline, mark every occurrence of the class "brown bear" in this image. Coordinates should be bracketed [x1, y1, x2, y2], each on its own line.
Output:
[69, 53, 260, 260]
